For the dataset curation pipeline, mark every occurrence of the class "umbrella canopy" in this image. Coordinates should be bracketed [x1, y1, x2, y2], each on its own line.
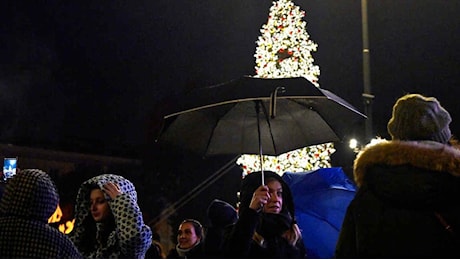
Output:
[282, 167, 357, 259]
[156, 75, 366, 157]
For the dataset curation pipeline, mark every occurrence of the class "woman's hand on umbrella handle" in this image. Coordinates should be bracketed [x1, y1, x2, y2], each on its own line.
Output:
[249, 185, 269, 212]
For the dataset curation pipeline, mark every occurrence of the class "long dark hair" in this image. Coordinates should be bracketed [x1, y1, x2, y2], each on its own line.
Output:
[78, 184, 116, 254]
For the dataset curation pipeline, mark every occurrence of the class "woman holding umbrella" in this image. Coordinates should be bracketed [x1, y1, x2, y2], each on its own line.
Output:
[225, 171, 306, 258]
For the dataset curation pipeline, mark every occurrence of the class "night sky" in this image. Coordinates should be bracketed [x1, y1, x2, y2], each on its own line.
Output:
[1, 1, 460, 158]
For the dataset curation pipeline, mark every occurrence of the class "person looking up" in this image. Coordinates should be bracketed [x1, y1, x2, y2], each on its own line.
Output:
[70, 173, 152, 258]
[335, 93, 460, 258]
[167, 219, 206, 258]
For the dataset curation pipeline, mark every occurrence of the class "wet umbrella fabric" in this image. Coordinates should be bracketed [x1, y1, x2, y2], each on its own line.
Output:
[282, 167, 357, 259]
[157, 75, 366, 157]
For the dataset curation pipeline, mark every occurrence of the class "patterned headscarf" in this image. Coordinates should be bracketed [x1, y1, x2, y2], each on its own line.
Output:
[0, 169, 81, 258]
[70, 174, 152, 258]
[0, 169, 58, 221]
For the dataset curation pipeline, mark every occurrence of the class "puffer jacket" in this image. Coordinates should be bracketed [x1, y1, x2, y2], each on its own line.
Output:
[0, 169, 82, 258]
[335, 140, 460, 258]
[70, 174, 152, 258]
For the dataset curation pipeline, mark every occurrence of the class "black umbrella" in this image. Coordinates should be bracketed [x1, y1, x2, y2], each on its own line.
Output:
[156, 76, 366, 183]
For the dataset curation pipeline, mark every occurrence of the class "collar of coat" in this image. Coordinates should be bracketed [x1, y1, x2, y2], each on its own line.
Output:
[354, 140, 460, 187]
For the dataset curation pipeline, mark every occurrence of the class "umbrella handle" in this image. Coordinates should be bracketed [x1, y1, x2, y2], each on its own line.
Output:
[269, 86, 286, 118]
[256, 101, 264, 186]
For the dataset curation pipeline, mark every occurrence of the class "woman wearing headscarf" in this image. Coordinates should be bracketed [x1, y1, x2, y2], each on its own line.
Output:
[69, 173, 152, 258]
[335, 93, 460, 258]
[0, 169, 82, 258]
[225, 170, 306, 258]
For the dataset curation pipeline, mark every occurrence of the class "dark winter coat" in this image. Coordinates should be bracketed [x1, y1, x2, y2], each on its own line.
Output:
[225, 171, 307, 258]
[335, 140, 460, 258]
[204, 199, 238, 258]
[69, 174, 152, 258]
[0, 169, 82, 258]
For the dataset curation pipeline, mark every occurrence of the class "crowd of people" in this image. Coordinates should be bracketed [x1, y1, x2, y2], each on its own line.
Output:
[1, 93, 460, 258]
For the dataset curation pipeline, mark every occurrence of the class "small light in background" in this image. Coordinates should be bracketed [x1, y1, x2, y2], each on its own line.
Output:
[349, 136, 386, 153]
[349, 138, 358, 150]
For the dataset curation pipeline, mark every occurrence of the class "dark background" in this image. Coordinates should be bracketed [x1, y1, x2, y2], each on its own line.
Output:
[1, 0, 460, 232]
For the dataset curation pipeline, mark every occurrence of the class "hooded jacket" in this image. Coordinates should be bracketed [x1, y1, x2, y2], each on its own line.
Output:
[226, 171, 306, 258]
[335, 140, 460, 258]
[0, 169, 82, 258]
[70, 174, 152, 258]
[204, 199, 238, 258]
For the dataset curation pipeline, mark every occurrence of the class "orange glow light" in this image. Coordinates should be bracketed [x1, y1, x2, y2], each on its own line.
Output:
[48, 204, 75, 234]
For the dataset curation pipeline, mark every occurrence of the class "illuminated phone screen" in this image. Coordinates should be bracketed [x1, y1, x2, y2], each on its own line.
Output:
[3, 157, 18, 181]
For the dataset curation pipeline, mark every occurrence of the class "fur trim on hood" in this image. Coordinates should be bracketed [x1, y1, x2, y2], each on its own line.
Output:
[354, 140, 460, 187]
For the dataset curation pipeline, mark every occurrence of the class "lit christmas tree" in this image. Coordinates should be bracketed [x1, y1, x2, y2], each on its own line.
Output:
[255, 0, 320, 85]
[237, 0, 335, 175]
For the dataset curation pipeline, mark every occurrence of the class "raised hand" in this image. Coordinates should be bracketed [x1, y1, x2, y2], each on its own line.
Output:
[249, 185, 270, 211]
[103, 182, 122, 200]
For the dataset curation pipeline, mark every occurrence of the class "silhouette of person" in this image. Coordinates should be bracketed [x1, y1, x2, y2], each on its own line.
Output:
[204, 199, 238, 258]
[335, 93, 460, 258]
[0, 169, 81, 258]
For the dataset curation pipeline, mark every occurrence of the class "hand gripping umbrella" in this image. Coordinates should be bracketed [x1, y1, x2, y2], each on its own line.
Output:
[156, 76, 367, 184]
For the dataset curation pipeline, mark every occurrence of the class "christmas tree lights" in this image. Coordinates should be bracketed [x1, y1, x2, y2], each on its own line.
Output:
[254, 0, 320, 86]
[238, 0, 335, 175]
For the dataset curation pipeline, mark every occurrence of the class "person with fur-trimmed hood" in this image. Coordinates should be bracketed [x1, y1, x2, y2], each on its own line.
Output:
[69, 174, 152, 258]
[335, 93, 460, 258]
[0, 169, 82, 258]
[225, 171, 306, 258]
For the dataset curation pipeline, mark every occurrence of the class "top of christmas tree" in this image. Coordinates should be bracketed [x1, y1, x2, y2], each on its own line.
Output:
[254, 0, 320, 87]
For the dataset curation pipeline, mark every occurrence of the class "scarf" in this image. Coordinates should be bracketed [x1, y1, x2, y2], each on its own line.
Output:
[258, 211, 292, 238]
[175, 241, 201, 258]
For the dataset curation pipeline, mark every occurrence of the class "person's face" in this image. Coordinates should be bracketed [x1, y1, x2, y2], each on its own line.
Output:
[90, 188, 111, 222]
[263, 179, 283, 214]
[177, 222, 200, 249]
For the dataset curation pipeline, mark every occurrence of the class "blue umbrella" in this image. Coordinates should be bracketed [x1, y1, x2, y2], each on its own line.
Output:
[282, 167, 357, 259]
